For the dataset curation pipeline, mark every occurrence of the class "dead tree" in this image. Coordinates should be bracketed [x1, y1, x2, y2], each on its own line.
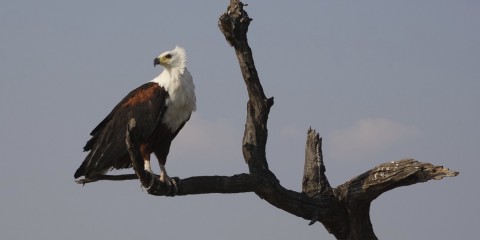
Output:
[76, 1, 459, 239]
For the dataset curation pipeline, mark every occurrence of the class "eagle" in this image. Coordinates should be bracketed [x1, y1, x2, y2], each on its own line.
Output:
[74, 46, 196, 190]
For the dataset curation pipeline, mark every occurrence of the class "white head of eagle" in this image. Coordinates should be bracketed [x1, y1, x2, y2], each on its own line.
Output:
[75, 46, 196, 192]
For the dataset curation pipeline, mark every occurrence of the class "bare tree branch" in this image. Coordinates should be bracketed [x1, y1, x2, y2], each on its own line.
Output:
[303, 128, 333, 198]
[219, 0, 273, 173]
[332, 159, 458, 239]
[335, 159, 460, 203]
[75, 174, 139, 184]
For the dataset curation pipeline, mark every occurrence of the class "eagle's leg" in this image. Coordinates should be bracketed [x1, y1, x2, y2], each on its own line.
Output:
[144, 159, 152, 172]
[159, 164, 177, 195]
[154, 148, 177, 195]
[142, 154, 155, 189]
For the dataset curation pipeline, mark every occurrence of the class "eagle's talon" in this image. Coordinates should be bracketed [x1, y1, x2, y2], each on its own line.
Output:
[159, 174, 177, 196]
[143, 170, 156, 192]
[167, 178, 178, 196]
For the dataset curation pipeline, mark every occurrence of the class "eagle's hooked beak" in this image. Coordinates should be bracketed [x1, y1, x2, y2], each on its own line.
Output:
[153, 57, 161, 67]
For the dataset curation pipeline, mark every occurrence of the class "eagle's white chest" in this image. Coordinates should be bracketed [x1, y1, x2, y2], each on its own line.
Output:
[152, 68, 196, 132]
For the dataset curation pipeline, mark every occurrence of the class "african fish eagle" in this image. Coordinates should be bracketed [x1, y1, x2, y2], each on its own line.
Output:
[74, 46, 196, 190]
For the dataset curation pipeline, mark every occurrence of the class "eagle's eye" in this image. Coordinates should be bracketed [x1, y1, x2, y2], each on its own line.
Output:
[165, 54, 172, 59]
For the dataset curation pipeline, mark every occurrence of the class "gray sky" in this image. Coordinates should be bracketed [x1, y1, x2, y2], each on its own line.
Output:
[1, 1, 478, 239]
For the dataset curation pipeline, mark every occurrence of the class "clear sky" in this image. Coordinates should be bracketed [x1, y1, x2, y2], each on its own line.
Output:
[1, 1, 478, 239]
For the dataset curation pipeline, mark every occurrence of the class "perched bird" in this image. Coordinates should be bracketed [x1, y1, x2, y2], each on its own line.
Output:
[74, 46, 196, 190]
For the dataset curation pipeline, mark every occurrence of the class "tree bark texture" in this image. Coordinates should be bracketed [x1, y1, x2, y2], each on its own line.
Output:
[76, 1, 459, 239]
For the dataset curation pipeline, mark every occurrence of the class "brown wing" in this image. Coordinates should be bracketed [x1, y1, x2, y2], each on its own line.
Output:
[74, 82, 168, 179]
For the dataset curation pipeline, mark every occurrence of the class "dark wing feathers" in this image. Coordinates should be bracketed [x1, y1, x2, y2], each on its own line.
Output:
[83, 112, 113, 151]
[74, 82, 168, 178]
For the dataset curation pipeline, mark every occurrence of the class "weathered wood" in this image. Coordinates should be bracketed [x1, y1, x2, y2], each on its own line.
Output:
[302, 128, 338, 229]
[219, 0, 273, 174]
[334, 159, 459, 203]
[75, 174, 139, 184]
[331, 159, 459, 239]
[303, 128, 333, 198]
